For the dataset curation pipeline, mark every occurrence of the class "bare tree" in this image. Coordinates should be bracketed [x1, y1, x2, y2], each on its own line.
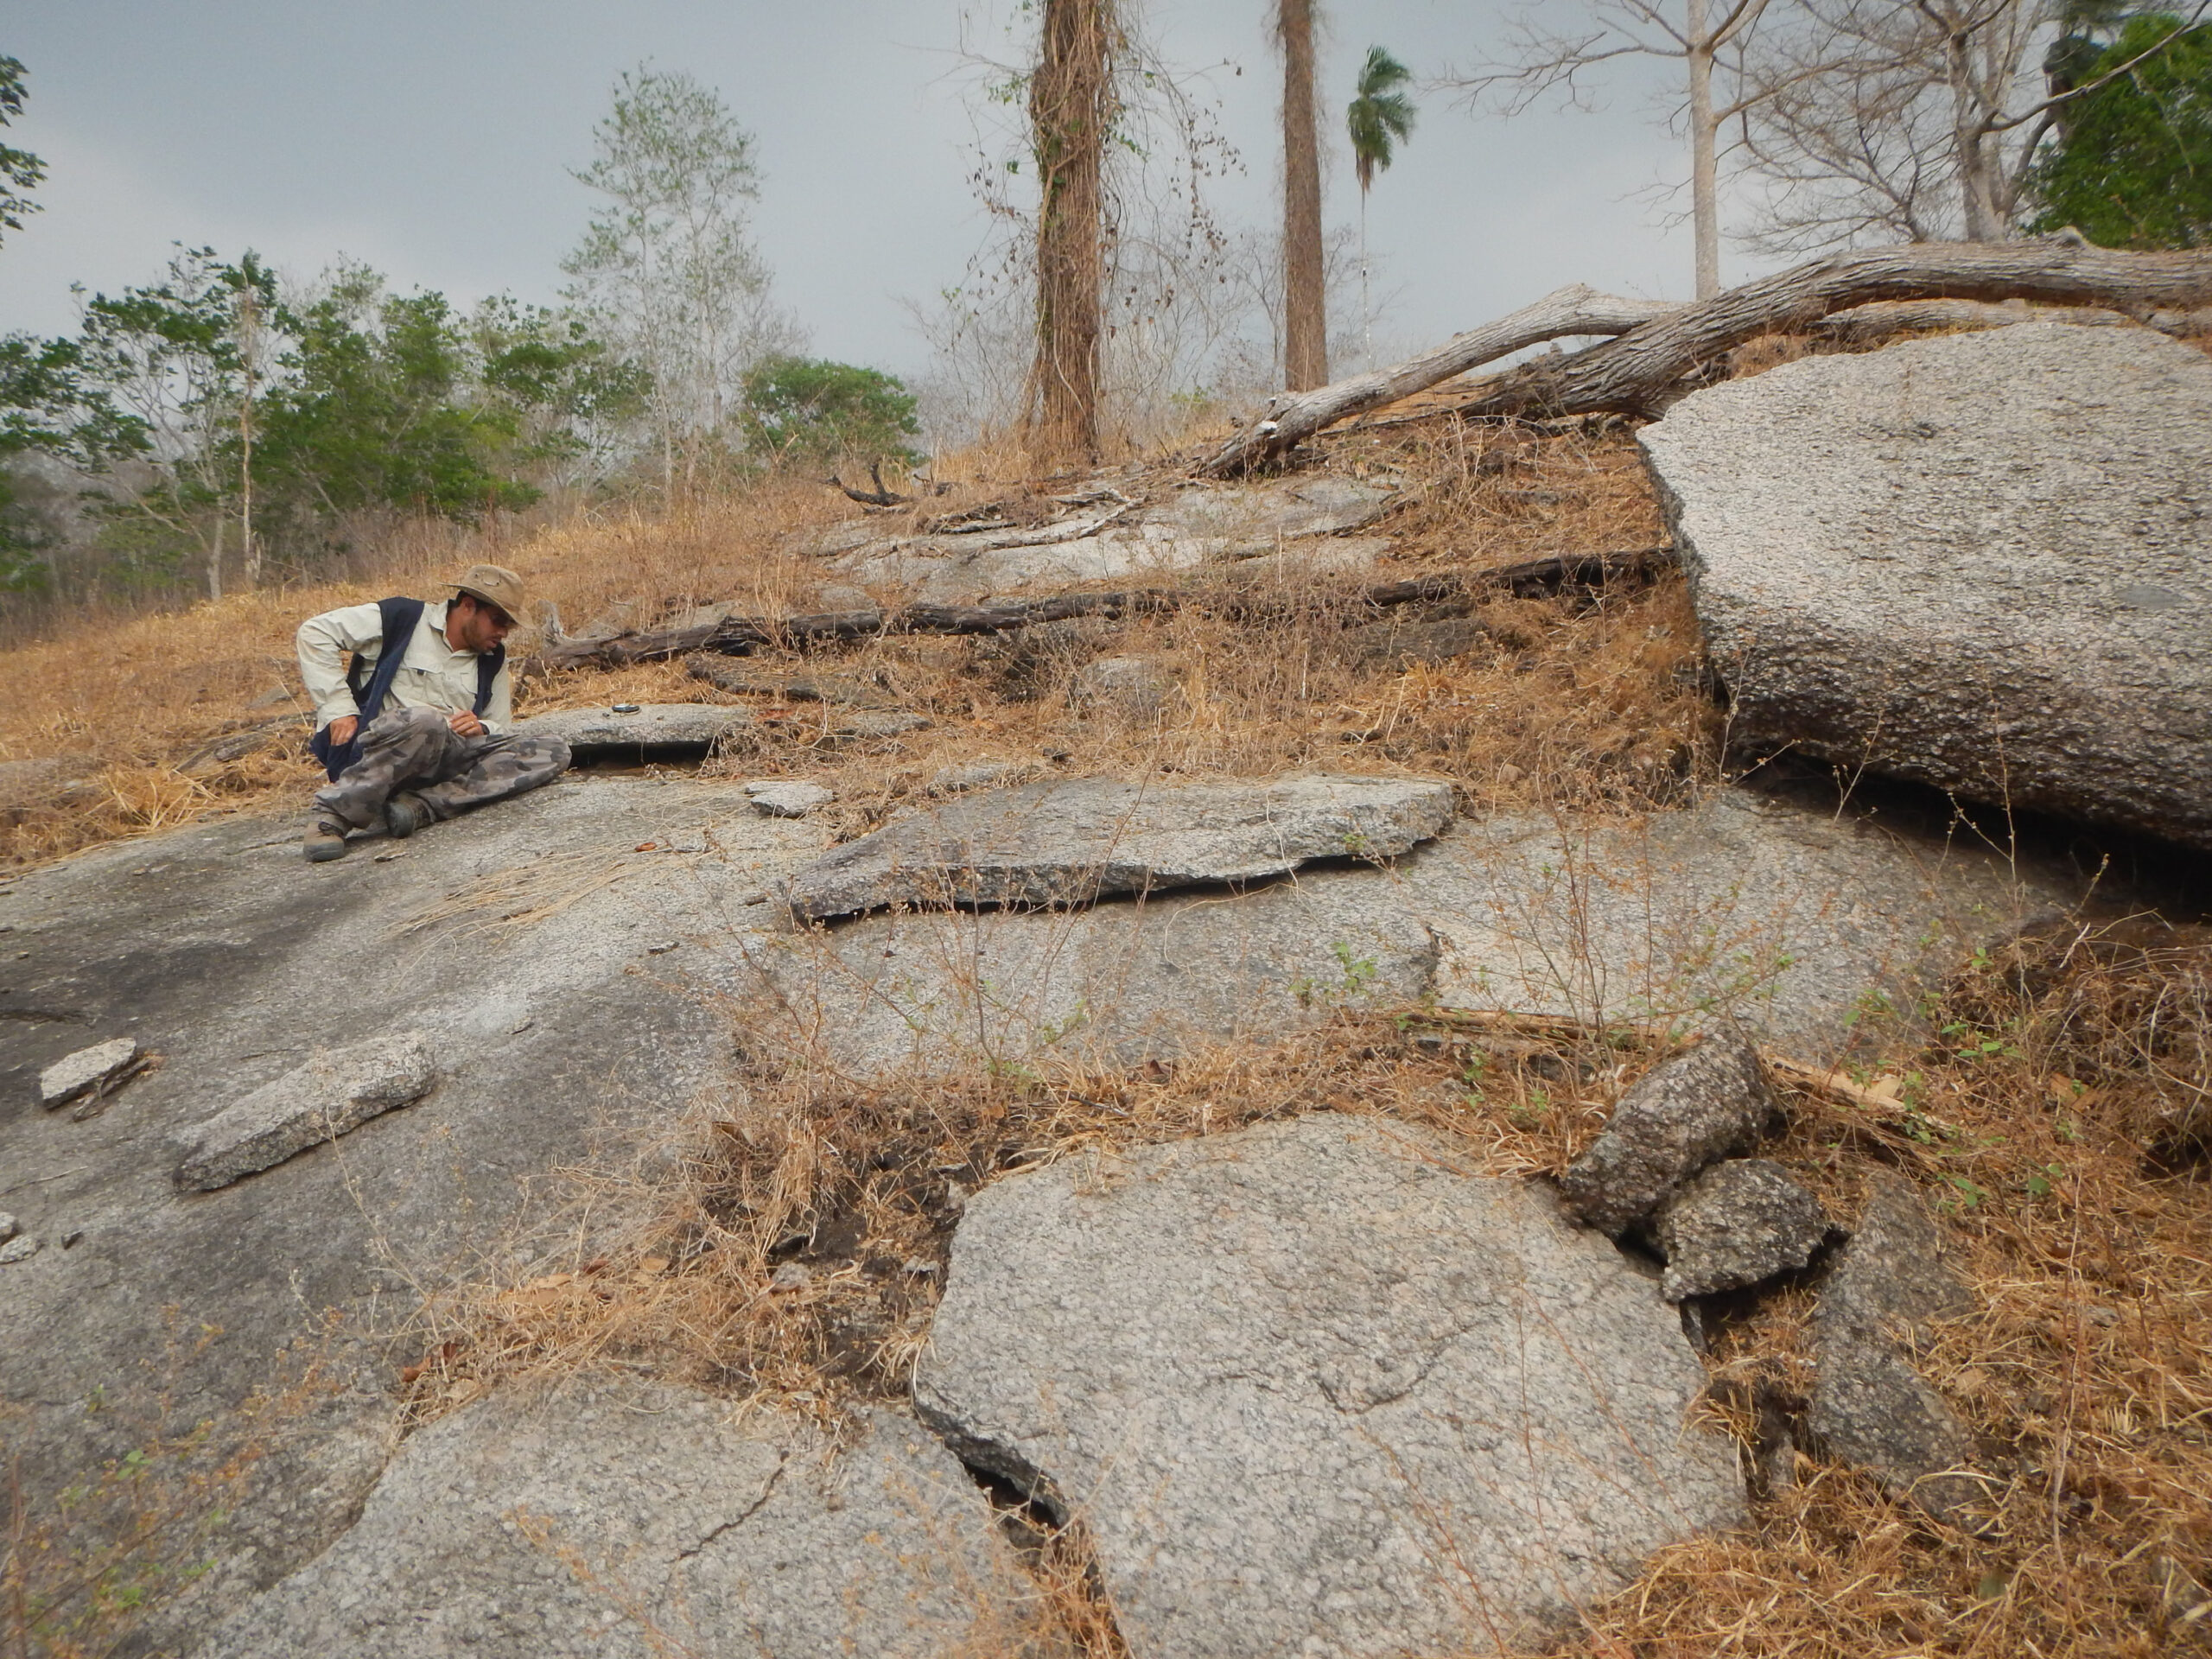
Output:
[1448, 1, 1780, 299]
[1740, 0, 2209, 249]
[1278, 0, 1329, 388]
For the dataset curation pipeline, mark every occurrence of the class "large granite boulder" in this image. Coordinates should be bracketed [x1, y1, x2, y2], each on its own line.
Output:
[758, 788, 2070, 1075]
[784, 773, 1456, 920]
[201, 1383, 1034, 1659]
[914, 1115, 1745, 1658]
[1641, 324, 2212, 849]
[0, 779, 825, 1651]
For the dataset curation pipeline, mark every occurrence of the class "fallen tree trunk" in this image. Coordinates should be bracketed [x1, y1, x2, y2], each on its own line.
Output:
[1206, 240, 2212, 470]
[522, 546, 1674, 674]
[1201, 285, 1678, 474]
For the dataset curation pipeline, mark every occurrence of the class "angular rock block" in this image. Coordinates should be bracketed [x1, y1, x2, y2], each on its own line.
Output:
[174, 1033, 438, 1192]
[36, 1036, 138, 1110]
[516, 702, 753, 759]
[1642, 324, 2212, 849]
[915, 1116, 1745, 1659]
[785, 773, 1455, 921]
[745, 779, 835, 818]
[1810, 1173, 1982, 1517]
[0, 1234, 38, 1266]
[1652, 1157, 1832, 1300]
[1559, 1033, 1779, 1236]
[203, 1383, 1035, 1659]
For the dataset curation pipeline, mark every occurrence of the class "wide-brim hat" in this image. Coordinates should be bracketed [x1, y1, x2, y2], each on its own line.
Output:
[451, 563, 528, 623]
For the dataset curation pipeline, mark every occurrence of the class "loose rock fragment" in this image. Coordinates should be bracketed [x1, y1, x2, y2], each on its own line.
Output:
[1652, 1157, 1833, 1300]
[36, 1037, 139, 1111]
[1558, 1033, 1779, 1235]
[0, 1212, 16, 1242]
[926, 759, 1030, 796]
[916, 1116, 1741, 1659]
[745, 779, 835, 818]
[174, 1033, 439, 1192]
[785, 773, 1455, 921]
[0, 1235, 38, 1265]
[1810, 1172, 1982, 1517]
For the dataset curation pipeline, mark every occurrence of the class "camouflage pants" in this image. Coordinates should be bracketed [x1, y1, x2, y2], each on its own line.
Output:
[314, 708, 571, 830]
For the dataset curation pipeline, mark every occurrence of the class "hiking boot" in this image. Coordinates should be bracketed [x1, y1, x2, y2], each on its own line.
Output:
[303, 817, 350, 862]
[384, 792, 434, 840]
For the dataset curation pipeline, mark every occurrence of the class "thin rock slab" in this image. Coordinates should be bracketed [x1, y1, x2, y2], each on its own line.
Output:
[915, 1116, 1745, 1659]
[36, 1037, 139, 1110]
[516, 702, 753, 759]
[199, 1382, 1037, 1659]
[784, 773, 1455, 921]
[745, 779, 835, 818]
[173, 1033, 439, 1192]
[1559, 1034, 1780, 1236]
[1651, 1157, 1832, 1301]
[1810, 1172, 1982, 1519]
[1641, 324, 2212, 849]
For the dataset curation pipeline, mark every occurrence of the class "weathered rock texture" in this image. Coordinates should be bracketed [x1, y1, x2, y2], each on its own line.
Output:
[759, 789, 2072, 1076]
[36, 1036, 139, 1109]
[827, 475, 1400, 603]
[745, 779, 835, 817]
[202, 1384, 1033, 1659]
[517, 702, 753, 757]
[1560, 1034, 1779, 1236]
[1652, 1157, 1832, 1300]
[784, 773, 1455, 921]
[0, 779, 825, 1653]
[172, 1033, 438, 1191]
[1810, 1173, 1982, 1517]
[915, 1116, 1745, 1658]
[1642, 324, 2212, 849]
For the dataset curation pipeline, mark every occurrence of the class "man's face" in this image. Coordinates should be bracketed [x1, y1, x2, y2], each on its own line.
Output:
[451, 594, 515, 652]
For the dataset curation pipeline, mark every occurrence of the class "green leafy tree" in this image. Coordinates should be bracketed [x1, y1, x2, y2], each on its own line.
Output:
[0, 332, 134, 591]
[1346, 46, 1414, 368]
[738, 356, 920, 467]
[0, 54, 44, 245]
[469, 296, 650, 490]
[2030, 13, 2212, 246]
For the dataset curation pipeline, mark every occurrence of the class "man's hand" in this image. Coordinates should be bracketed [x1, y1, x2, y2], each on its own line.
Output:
[447, 710, 486, 739]
[327, 715, 359, 747]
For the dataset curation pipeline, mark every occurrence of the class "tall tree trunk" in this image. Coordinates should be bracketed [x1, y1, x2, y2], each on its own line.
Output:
[238, 288, 259, 590]
[206, 507, 225, 605]
[1031, 0, 1115, 464]
[1938, 15, 2003, 239]
[1280, 0, 1329, 390]
[1686, 0, 1723, 300]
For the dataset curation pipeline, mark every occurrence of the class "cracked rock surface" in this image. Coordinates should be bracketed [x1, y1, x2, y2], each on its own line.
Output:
[914, 1115, 1745, 1659]
[1643, 324, 2212, 849]
[200, 1383, 1032, 1659]
[1651, 1157, 1832, 1300]
[784, 772, 1454, 920]
[1560, 1034, 1780, 1236]
[1811, 1172, 1982, 1518]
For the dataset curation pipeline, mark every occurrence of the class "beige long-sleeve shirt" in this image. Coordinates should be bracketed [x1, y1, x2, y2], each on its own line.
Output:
[296, 600, 513, 735]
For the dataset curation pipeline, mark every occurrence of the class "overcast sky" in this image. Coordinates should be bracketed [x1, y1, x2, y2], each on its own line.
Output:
[0, 3, 1767, 384]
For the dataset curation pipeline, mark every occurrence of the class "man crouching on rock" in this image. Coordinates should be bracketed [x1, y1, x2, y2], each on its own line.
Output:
[296, 563, 571, 862]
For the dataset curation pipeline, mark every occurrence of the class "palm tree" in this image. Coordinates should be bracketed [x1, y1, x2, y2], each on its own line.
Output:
[1346, 46, 1414, 370]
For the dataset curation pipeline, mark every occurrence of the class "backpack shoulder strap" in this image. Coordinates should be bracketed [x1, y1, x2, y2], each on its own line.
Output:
[353, 597, 426, 727]
[474, 643, 505, 717]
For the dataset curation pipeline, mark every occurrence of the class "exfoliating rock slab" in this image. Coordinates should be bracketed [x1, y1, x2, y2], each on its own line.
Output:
[516, 702, 753, 756]
[1641, 324, 2212, 849]
[914, 1115, 1745, 1659]
[1652, 1156, 1831, 1300]
[1559, 1033, 1779, 1236]
[785, 772, 1454, 920]
[1810, 1172, 1981, 1517]
[746, 779, 834, 818]
[36, 1037, 138, 1109]
[173, 1033, 438, 1191]
[203, 1383, 1035, 1659]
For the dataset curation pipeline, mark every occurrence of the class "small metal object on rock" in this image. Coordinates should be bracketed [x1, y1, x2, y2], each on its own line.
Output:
[173, 1033, 439, 1192]
[36, 1038, 139, 1111]
[1651, 1157, 1832, 1300]
[1558, 1033, 1779, 1236]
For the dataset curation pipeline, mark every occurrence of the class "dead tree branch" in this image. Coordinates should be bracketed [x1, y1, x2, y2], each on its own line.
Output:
[1208, 240, 2212, 467]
